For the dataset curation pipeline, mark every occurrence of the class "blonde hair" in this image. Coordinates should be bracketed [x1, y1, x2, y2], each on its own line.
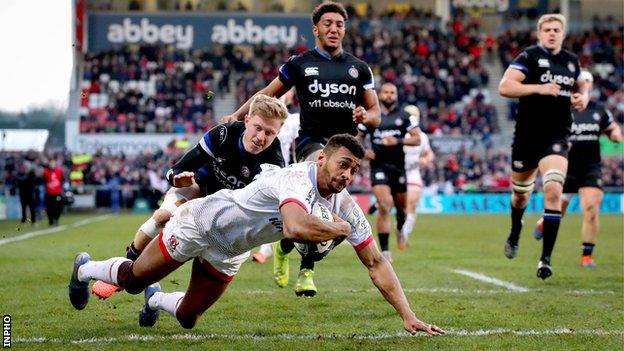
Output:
[249, 94, 288, 122]
[537, 14, 566, 32]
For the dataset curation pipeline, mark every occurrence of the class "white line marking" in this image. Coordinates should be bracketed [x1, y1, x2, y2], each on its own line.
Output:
[0, 215, 113, 246]
[240, 288, 617, 295]
[452, 269, 531, 292]
[14, 328, 624, 344]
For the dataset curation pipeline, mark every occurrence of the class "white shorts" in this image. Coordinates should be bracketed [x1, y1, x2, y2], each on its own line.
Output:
[158, 204, 250, 281]
[406, 168, 423, 192]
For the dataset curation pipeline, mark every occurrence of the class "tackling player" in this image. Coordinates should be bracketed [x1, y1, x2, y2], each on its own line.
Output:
[534, 71, 622, 267]
[69, 134, 444, 336]
[499, 14, 590, 279]
[92, 94, 287, 298]
[223, 2, 381, 297]
[358, 83, 421, 262]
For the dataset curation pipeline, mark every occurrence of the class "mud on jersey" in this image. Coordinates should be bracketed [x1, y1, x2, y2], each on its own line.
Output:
[278, 48, 374, 139]
[568, 101, 614, 168]
[509, 45, 580, 141]
[358, 108, 416, 169]
[196, 122, 284, 194]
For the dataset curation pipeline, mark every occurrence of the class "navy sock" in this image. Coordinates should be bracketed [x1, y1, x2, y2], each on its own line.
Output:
[508, 204, 526, 244]
[378, 233, 389, 251]
[280, 238, 295, 254]
[582, 242, 595, 257]
[126, 243, 142, 261]
[540, 209, 562, 264]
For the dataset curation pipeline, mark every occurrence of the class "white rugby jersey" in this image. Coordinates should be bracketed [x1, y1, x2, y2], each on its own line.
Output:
[186, 161, 373, 257]
[277, 112, 300, 165]
[404, 131, 430, 171]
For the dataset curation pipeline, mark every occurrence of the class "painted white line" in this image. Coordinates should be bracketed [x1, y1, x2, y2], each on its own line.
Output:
[452, 269, 531, 292]
[0, 215, 113, 246]
[14, 328, 624, 344]
[240, 287, 617, 296]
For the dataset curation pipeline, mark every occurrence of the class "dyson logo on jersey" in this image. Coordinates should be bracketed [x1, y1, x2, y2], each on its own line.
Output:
[107, 18, 193, 49]
[308, 80, 357, 97]
[540, 70, 575, 86]
[212, 165, 247, 189]
[570, 122, 600, 134]
[211, 19, 298, 47]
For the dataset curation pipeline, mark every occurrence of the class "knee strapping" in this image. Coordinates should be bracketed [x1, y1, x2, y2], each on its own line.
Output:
[116, 261, 150, 294]
[543, 169, 566, 186]
[512, 179, 535, 194]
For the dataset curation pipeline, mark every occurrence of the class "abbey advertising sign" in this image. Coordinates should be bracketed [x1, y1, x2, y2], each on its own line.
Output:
[87, 13, 314, 51]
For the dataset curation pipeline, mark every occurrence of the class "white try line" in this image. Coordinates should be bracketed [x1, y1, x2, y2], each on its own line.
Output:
[14, 328, 624, 344]
[452, 269, 531, 292]
[0, 214, 113, 246]
[240, 287, 618, 296]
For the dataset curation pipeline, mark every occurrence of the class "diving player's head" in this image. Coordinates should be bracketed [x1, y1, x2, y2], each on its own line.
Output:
[316, 134, 364, 196]
[379, 83, 398, 110]
[243, 94, 288, 154]
[311, 2, 348, 54]
[536, 14, 566, 53]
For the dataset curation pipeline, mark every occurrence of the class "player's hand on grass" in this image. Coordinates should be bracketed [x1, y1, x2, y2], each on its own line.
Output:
[172, 172, 195, 187]
[571, 92, 587, 111]
[538, 83, 561, 97]
[405, 316, 445, 336]
[352, 106, 367, 124]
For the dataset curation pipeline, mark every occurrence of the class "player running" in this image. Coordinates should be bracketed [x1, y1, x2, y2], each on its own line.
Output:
[92, 94, 287, 299]
[358, 83, 421, 262]
[534, 71, 622, 267]
[499, 14, 590, 279]
[400, 105, 435, 249]
[69, 134, 445, 336]
[223, 2, 381, 297]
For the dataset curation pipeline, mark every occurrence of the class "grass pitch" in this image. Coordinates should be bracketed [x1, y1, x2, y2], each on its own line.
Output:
[0, 212, 622, 350]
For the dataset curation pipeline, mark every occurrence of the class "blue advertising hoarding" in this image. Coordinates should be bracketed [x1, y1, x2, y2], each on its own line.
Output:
[87, 13, 315, 51]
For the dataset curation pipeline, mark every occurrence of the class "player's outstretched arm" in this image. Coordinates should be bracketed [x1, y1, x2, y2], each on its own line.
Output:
[499, 68, 559, 98]
[165, 144, 211, 187]
[222, 78, 292, 122]
[280, 202, 350, 243]
[356, 243, 445, 336]
[605, 122, 623, 143]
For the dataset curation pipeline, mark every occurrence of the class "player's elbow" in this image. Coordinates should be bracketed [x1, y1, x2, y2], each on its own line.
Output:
[282, 222, 304, 241]
[498, 80, 511, 97]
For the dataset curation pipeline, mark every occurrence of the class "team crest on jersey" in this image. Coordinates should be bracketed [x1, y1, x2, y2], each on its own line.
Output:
[305, 66, 319, 76]
[593, 112, 601, 121]
[348, 66, 359, 78]
[395, 118, 404, 126]
[241, 166, 250, 178]
[538, 58, 550, 68]
[568, 62, 576, 73]
[552, 143, 562, 152]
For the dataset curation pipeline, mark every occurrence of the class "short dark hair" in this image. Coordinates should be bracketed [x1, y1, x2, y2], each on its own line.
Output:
[324, 134, 364, 159]
[311, 2, 348, 25]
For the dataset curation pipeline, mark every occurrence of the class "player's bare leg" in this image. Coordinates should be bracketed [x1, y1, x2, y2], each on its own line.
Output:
[579, 187, 603, 267]
[536, 155, 568, 279]
[392, 192, 407, 251]
[373, 184, 394, 262]
[148, 258, 231, 329]
[92, 184, 200, 299]
[505, 168, 538, 259]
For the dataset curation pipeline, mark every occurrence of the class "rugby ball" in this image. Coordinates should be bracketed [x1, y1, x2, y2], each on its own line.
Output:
[311, 202, 333, 222]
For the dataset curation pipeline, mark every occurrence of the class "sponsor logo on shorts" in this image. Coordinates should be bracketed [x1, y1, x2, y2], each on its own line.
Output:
[167, 235, 180, 251]
[304, 66, 319, 76]
[399, 176, 406, 184]
[513, 160, 524, 169]
[375, 172, 386, 180]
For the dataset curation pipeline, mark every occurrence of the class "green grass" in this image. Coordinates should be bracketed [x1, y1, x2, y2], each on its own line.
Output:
[0, 213, 622, 350]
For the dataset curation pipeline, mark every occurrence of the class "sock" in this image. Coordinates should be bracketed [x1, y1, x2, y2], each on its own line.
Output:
[540, 209, 562, 264]
[126, 243, 142, 261]
[396, 211, 406, 233]
[78, 257, 131, 284]
[149, 291, 185, 317]
[508, 204, 526, 244]
[280, 238, 295, 254]
[139, 217, 159, 239]
[300, 256, 315, 271]
[582, 242, 595, 257]
[258, 243, 273, 257]
[401, 213, 416, 238]
[378, 233, 389, 251]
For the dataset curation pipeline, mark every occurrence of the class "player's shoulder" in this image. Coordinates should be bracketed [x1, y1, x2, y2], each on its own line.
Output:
[520, 45, 541, 57]
[288, 50, 317, 64]
[342, 51, 371, 68]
